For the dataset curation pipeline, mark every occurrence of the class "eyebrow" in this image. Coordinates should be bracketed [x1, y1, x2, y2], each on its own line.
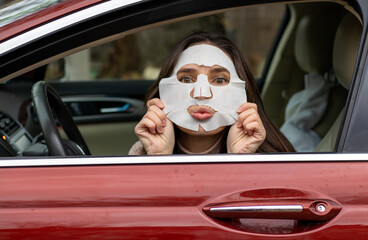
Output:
[210, 67, 230, 74]
[177, 68, 197, 74]
[177, 67, 229, 74]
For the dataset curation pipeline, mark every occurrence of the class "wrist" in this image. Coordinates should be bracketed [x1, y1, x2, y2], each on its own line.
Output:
[227, 144, 258, 154]
[146, 146, 174, 155]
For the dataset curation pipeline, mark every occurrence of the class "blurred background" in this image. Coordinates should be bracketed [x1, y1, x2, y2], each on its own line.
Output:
[0, 1, 285, 82]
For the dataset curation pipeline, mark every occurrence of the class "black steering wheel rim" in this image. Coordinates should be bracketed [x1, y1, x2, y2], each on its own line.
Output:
[31, 81, 90, 156]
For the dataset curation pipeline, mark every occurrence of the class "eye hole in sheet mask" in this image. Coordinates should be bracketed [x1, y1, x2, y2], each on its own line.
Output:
[177, 64, 230, 87]
[159, 44, 247, 132]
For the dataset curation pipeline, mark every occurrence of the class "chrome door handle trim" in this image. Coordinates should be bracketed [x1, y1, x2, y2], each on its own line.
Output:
[209, 205, 303, 213]
[203, 199, 342, 221]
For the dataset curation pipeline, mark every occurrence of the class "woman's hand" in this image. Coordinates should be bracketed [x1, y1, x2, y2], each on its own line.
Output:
[135, 98, 175, 155]
[227, 103, 266, 153]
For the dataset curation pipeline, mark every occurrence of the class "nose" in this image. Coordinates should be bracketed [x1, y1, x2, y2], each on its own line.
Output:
[191, 74, 213, 99]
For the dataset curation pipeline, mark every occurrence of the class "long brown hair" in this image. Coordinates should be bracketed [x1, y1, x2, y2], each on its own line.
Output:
[145, 32, 294, 153]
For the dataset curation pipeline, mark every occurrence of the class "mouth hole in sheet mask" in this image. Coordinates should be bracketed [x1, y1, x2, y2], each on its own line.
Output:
[187, 105, 217, 121]
[176, 64, 230, 87]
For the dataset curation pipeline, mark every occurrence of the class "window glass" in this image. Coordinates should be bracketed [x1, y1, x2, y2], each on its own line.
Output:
[44, 4, 285, 82]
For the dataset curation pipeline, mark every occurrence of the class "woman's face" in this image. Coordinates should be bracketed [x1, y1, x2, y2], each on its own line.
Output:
[177, 63, 229, 118]
[159, 44, 247, 133]
[176, 63, 230, 135]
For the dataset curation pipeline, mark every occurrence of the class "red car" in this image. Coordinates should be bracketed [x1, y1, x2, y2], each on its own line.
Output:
[0, 0, 367, 239]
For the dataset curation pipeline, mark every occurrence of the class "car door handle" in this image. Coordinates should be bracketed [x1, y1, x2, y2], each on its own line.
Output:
[203, 199, 341, 221]
[100, 103, 131, 113]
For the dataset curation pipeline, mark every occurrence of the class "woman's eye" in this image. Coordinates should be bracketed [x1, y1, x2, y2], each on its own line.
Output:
[213, 77, 228, 85]
[179, 76, 194, 83]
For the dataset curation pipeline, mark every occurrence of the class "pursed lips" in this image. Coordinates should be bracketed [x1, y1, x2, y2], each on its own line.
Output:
[187, 105, 216, 120]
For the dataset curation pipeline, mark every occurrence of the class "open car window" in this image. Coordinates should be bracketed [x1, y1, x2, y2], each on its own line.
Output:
[26, 4, 288, 156]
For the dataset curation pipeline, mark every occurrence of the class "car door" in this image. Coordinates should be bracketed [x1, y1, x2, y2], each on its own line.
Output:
[1, 0, 368, 239]
[1, 154, 368, 239]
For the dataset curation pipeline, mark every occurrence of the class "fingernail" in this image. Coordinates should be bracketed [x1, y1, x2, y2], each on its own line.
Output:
[162, 119, 166, 126]
[158, 127, 163, 133]
[237, 107, 242, 112]
[237, 121, 242, 127]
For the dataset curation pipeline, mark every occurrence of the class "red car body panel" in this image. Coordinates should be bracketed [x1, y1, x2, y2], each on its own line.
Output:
[0, 0, 104, 42]
[1, 160, 367, 239]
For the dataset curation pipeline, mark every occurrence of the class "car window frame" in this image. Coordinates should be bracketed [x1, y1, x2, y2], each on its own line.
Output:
[0, 0, 365, 159]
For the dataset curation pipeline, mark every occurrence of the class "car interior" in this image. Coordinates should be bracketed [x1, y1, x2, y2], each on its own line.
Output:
[0, 1, 363, 157]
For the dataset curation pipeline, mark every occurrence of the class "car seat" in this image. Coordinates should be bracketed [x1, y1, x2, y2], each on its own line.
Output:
[280, 5, 344, 151]
[314, 12, 362, 152]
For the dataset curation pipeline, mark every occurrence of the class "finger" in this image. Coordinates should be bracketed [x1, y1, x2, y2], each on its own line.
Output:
[244, 121, 258, 135]
[243, 114, 262, 135]
[139, 118, 157, 134]
[237, 102, 257, 113]
[243, 113, 259, 126]
[148, 105, 167, 126]
[147, 98, 165, 109]
[145, 111, 164, 133]
[237, 108, 258, 127]
[244, 121, 266, 139]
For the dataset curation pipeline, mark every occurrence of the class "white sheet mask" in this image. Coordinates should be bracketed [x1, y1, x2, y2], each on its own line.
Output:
[159, 44, 247, 132]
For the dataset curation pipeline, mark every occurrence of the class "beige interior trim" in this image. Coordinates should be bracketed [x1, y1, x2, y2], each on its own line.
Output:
[261, 4, 298, 98]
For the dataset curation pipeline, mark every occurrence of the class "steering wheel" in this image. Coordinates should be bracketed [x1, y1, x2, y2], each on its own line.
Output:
[31, 81, 90, 156]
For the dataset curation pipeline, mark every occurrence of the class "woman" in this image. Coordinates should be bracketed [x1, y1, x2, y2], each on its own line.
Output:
[129, 32, 294, 155]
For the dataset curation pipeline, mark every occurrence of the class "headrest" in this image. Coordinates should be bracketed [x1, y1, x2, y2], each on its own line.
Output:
[333, 13, 362, 89]
[294, 6, 343, 74]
